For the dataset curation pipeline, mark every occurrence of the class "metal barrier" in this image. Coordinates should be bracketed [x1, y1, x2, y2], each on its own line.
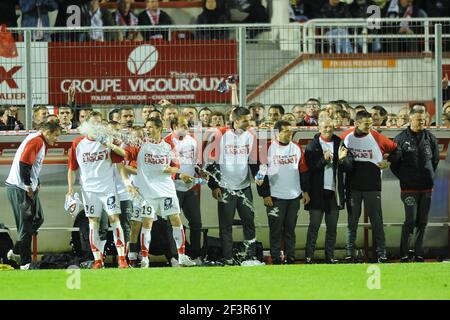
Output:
[1, 20, 450, 128]
[302, 18, 450, 54]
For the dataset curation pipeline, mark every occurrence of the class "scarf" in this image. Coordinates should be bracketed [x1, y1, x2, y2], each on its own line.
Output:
[304, 114, 318, 126]
[387, 0, 413, 30]
[90, 9, 104, 41]
[115, 10, 138, 38]
[115, 11, 138, 27]
[146, 9, 161, 26]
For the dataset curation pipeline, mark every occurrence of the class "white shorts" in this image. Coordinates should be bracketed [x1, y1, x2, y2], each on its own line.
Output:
[130, 203, 156, 222]
[81, 190, 120, 218]
[131, 196, 180, 222]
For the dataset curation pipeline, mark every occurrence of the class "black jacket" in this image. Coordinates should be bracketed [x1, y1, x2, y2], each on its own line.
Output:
[7, 116, 24, 130]
[138, 9, 173, 41]
[53, 0, 91, 41]
[303, 133, 348, 211]
[390, 127, 440, 190]
[95, 8, 118, 41]
[320, 2, 352, 19]
[0, 0, 19, 27]
[196, 0, 230, 40]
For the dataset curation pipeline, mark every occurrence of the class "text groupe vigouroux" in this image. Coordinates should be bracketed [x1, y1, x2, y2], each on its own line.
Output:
[60, 76, 225, 94]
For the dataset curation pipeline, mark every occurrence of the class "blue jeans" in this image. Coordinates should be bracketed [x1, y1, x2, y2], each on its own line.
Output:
[326, 28, 353, 54]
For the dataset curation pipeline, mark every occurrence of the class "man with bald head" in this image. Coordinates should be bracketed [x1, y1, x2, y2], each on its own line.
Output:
[304, 118, 350, 264]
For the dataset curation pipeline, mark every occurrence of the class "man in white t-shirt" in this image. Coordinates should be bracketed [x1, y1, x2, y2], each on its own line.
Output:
[67, 112, 129, 269]
[119, 117, 196, 268]
[340, 110, 397, 263]
[164, 115, 206, 264]
[6, 122, 62, 269]
[256, 120, 310, 264]
[206, 107, 260, 265]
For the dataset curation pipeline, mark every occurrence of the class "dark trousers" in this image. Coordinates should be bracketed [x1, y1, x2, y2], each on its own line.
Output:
[346, 190, 386, 257]
[305, 191, 339, 260]
[177, 189, 202, 258]
[218, 187, 256, 260]
[400, 191, 432, 257]
[119, 200, 132, 243]
[266, 196, 300, 261]
[6, 186, 44, 265]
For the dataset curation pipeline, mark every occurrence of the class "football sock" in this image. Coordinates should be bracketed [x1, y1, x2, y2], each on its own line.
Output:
[89, 223, 102, 261]
[111, 221, 126, 257]
[172, 226, 185, 255]
[141, 228, 152, 258]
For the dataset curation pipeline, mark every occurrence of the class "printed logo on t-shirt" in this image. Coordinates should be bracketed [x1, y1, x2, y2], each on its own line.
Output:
[144, 153, 170, 165]
[82, 150, 109, 163]
[347, 148, 373, 160]
[272, 154, 298, 165]
[224, 144, 250, 155]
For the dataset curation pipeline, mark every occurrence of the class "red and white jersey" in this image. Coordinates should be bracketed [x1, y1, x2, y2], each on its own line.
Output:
[341, 129, 385, 165]
[126, 138, 179, 199]
[340, 128, 397, 191]
[68, 136, 123, 193]
[6, 132, 47, 191]
[165, 133, 200, 192]
[267, 140, 308, 199]
[211, 128, 257, 190]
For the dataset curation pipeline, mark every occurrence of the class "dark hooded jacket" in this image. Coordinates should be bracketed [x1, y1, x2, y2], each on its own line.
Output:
[196, 0, 230, 40]
[390, 127, 439, 190]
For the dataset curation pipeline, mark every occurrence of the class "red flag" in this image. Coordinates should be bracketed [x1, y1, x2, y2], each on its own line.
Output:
[0, 25, 18, 58]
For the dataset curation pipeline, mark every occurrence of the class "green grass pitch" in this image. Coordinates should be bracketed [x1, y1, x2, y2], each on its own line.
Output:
[0, 263, 449, 300]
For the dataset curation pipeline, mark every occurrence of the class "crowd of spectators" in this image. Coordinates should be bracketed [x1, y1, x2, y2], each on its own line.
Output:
[290, 0, 450, 53]
[0, 0, 448, 54]
[0, 0, 270, 42]
[289, 0, 450, 22]
[2, 95, 450, 132]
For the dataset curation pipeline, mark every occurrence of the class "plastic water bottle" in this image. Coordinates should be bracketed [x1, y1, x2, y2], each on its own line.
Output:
[193, 178, 206, 185]
[255, 164, 268, 181]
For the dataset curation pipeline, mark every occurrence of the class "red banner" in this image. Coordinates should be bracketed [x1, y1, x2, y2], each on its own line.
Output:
[48, 40, 237, 105]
